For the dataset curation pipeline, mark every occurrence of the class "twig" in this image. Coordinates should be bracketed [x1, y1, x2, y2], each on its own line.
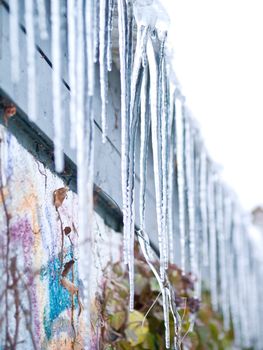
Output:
[141, 291, 161, 328]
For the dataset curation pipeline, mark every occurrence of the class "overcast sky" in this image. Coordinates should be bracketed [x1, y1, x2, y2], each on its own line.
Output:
[161, 0, 263, 211]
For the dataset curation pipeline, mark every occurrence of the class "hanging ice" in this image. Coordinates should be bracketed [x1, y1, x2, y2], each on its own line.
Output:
[9, 0, 19, 82]
[147, 33, 166, 281]
[185, 115, 197, 289]
[167, 86, 176, 264]
[86, 0, 95, 96]
[107, 0, 114, 71]
[24, 0, 37, 121]
[67, 0, 77, 148]
[208, 170, 218, 310]
[117, 0, 129, 266]
[126, 24, 149, 310]
[139, 65, 150, 233]
[200, 148, 209, 266]
[216, 184, 229, 330]
[99, 0, 110, 143]
[5, 1, 263, 348]
[51, 0, 64, 172]
[36, 0, 48, 40]
[175, 96, 186, 273]
[160, 33, 169, 271]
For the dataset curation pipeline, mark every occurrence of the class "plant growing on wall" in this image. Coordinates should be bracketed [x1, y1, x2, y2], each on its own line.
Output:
[93, 243, 234, 350]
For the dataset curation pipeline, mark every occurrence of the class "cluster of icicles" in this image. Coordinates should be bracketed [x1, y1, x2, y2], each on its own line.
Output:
[8, 0, 263, 349]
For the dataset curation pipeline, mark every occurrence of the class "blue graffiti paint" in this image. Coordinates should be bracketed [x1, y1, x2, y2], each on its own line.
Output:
[41, 252, 79, 339]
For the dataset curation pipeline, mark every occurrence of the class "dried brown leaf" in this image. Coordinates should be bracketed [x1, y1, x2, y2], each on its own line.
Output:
[62, 260, 75, 277]
[53, 187, 69, 208]
[61, 277, 78, 295]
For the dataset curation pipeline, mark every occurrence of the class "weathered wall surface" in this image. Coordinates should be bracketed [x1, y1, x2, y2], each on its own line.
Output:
[0, 124, 122, 349]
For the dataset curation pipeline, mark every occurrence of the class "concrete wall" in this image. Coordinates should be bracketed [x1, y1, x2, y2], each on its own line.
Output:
[0, 124, 122, 349]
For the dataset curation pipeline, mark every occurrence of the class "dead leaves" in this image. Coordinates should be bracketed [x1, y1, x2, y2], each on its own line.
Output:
[53, 186, 69, 208]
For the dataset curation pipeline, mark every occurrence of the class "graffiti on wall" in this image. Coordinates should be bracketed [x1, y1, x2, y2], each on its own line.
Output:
[0, 125, 122, 349]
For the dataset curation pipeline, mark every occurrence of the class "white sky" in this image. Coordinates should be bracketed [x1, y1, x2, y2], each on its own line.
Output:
[162, 0, 263, 211]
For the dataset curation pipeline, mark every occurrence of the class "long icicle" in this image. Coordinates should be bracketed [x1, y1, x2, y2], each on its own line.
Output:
[9, 0, 19, 82]
[216, 183, 229, 330]
[223, 192, 232, 330]
[67, 0, 77, 148]
[160, 35, 169, 271]
[185, 116, 197, 293]
[127, 25, 148, 310]
[99, 0, 109, 143]
[139, 63, 150, 233]
[86, 0, 95, 96]
[167, 87, 176, 263]
[147, 34, 165, 280]
[175, 96, 186, 273]
[117, 0, 129, 265]
[75, 0, 92, 346]
[51, 0, 64, 172]
[24, 0, 37, 122]
[194, 136, 202, 299]
[208, 168, 218, 310]
[200, 147, 209, 266]
[107, 0, 114, 71]
[36, 0, 48, 40]
[147, 34, 170, 348]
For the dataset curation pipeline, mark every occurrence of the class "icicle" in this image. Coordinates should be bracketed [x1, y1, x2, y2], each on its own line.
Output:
[175, 96, 186, 273]
[223, 192, 232, 330]
[51, 0, 64, 172]
[200, 148, 209, 266]
[167, 87, 176, 263]
[36, 0, 48, 40]
[74, 0, 92, 347]
[160, 34, 169, 271]
[216, 183, 229, 329]
[9, 0, 19, 82]
[67, 0, 77, 148]
[194, 138, 202, 299]
[107, 0, 114, 71]
[137, 229, 181, 349]
[185, 116, 197, 288]
[126, 25, 148, 311]
[24, 0, 37, 122]
[86, 0, 95, 96]
[147, 34, 166, 281]
[139, 64, 150, 232]
[93, 0, 100, 63]
[99, 0, 109, 143]
[207, 169, 218, 310]
[75, 0, 85, 223]
[229, 207, 242, 346]
[116, 0, 129, 265]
